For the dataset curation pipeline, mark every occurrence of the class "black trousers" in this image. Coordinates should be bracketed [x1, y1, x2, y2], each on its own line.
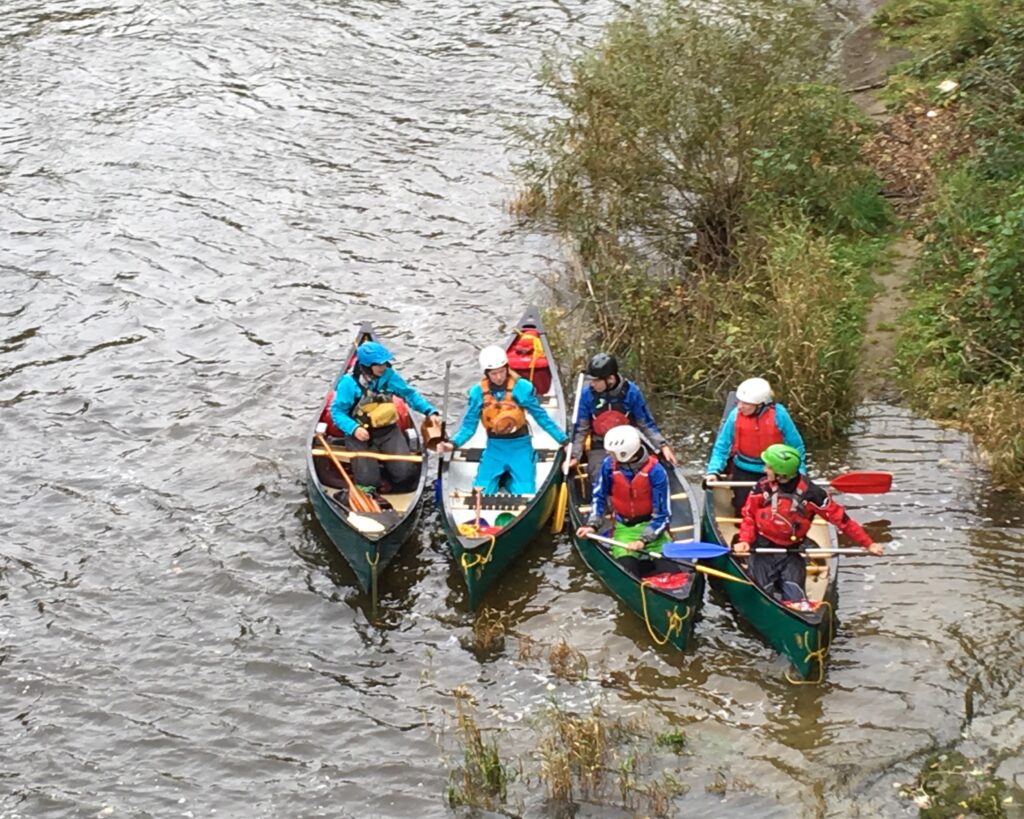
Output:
[343, 424, 417, 490]
[748, 537, 807, 602]
[729, 464, 763, 514]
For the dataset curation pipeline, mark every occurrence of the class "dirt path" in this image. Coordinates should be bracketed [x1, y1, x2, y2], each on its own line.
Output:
[840, 14, 917, 400]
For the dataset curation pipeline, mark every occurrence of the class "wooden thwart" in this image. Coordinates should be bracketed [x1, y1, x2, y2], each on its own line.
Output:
[312, 448, 422, 463]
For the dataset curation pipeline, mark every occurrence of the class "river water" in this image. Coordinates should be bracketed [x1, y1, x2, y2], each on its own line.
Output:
[2, 1, 1023, 817]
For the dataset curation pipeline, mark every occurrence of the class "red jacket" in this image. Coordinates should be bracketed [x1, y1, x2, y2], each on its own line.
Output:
[739, 475, 872, 548]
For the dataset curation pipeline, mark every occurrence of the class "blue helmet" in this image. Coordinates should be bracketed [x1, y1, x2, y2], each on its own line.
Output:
[356, 341, 393, 366]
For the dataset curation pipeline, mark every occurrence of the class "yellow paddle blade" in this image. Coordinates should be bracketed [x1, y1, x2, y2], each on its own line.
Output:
[551, 483, 567, 533]
[695, 564, 752, 585]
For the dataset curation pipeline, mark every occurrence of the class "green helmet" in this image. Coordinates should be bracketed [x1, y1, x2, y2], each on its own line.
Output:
[761, 444, 801, 479]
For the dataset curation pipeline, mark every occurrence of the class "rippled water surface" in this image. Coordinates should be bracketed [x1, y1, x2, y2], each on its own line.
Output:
[3, 1, 1024, 817]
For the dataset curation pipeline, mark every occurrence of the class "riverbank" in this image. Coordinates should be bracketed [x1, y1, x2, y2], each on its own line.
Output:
[868, 0, 1024, 487]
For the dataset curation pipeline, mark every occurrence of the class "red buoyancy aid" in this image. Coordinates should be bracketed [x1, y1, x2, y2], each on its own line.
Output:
[753, 476, 814, 545]
[731, 404, 783, 461]
[507, 327, 552, 395]
[320, 390, 344, 437]
[506, 328, 548, 370]
[592, 383, 631, 437]
[481, 373, 528, 436]
[610, 454, 660, 522]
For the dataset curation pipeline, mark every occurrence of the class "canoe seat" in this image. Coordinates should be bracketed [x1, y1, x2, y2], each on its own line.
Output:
[449, 493, 531, 512]
[453, 447, 560, 463]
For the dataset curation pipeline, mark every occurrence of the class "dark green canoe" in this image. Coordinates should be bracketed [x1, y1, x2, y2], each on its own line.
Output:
[568, 439, 704, 651]
[439, 307, 566, 610]
[306, 323, 429, 597]
[702, 391, 839, 682]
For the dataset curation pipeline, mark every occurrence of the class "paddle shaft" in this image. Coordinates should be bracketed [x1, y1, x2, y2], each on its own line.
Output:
[706, 470, 892, 494]
[316, 433, 380, 513]
[437, 359, 452, 481]
[584, 533, 753, 586]
[753, 548, 877, 556]
[552, 373, 585, 533]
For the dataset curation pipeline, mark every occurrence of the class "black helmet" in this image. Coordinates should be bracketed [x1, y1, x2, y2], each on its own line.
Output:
[586, 353, 618, 379]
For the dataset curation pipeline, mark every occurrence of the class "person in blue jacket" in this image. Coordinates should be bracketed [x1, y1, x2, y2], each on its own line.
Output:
[704, 377, 806, 512]
[329, 341, 440, 490]
[574, 425, 681, 578]
[569, 352, 675, 481]
[436, 344, 568, 495]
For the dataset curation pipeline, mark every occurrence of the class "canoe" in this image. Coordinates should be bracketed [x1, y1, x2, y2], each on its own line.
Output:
[439, 306, 566, 609]
[702, 391, 839, 682]
[568, 436, 704, 651]
[306, 323, 429, 597]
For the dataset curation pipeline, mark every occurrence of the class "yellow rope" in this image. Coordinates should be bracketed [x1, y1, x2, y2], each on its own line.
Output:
[459, 533, 497, 572]
[785, 600, 834, 686]
[639, 580, 689, 646]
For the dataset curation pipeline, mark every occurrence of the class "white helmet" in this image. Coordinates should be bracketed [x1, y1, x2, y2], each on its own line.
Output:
[604, 425, 642, 462]
[479, 345, 509, 372]
[736, 377, 773, 405]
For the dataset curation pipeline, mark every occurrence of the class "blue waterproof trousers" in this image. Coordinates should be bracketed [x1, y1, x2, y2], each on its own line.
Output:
[474, 436, 537, 495]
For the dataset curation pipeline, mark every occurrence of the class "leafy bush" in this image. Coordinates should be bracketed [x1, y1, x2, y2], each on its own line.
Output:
[515, 0, 890, 439]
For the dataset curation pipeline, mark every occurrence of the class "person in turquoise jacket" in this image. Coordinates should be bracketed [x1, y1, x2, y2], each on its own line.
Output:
[329, 341, 439, 490]
[705, 377, 806, 513]
[437, 344, 568, 495]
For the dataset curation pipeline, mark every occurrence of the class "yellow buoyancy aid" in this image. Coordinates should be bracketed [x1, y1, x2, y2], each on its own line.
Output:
[355, 390, 399, 428]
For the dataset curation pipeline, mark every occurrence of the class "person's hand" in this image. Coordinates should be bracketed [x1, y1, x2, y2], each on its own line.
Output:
[661, 445, 678, 466]
[576, 525, 595, 538]
[866, 542, 884, 556]
[436, 441, 455, 454]
[733, 540, 750, 555]
[354, 427, 370, 442]
[625, 540, 645, 552]
[568, 457, 579, 469]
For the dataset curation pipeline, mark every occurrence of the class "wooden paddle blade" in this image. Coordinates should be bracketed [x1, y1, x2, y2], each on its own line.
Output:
[551, 482, 567, 533]
[827, 471, 893, 494]
[662, 541, 731, 560]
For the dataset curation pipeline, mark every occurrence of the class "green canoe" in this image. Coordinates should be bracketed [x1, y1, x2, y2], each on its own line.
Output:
[306, 323, 429, 597]
[702, 392, 839, 682]
[439, 307, 566, 610]
[569, 438, 704, 651]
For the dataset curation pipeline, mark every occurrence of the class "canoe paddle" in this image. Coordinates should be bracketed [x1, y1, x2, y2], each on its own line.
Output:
[705, 471, 892, 494]
[584, 533, 751, 585]
[316, 433, 381, 513]
[551, 372, 585, 533]
[433, 360, 452, 503]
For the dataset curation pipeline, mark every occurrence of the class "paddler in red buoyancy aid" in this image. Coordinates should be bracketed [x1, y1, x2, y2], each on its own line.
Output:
[569, 353, 676, 482]
[436, 345, 568, 495]
[575, 425, 683, 579]
[705, 377, 806, 513]
[734, 444, 883, 607]
[329, 341, 441, 491]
